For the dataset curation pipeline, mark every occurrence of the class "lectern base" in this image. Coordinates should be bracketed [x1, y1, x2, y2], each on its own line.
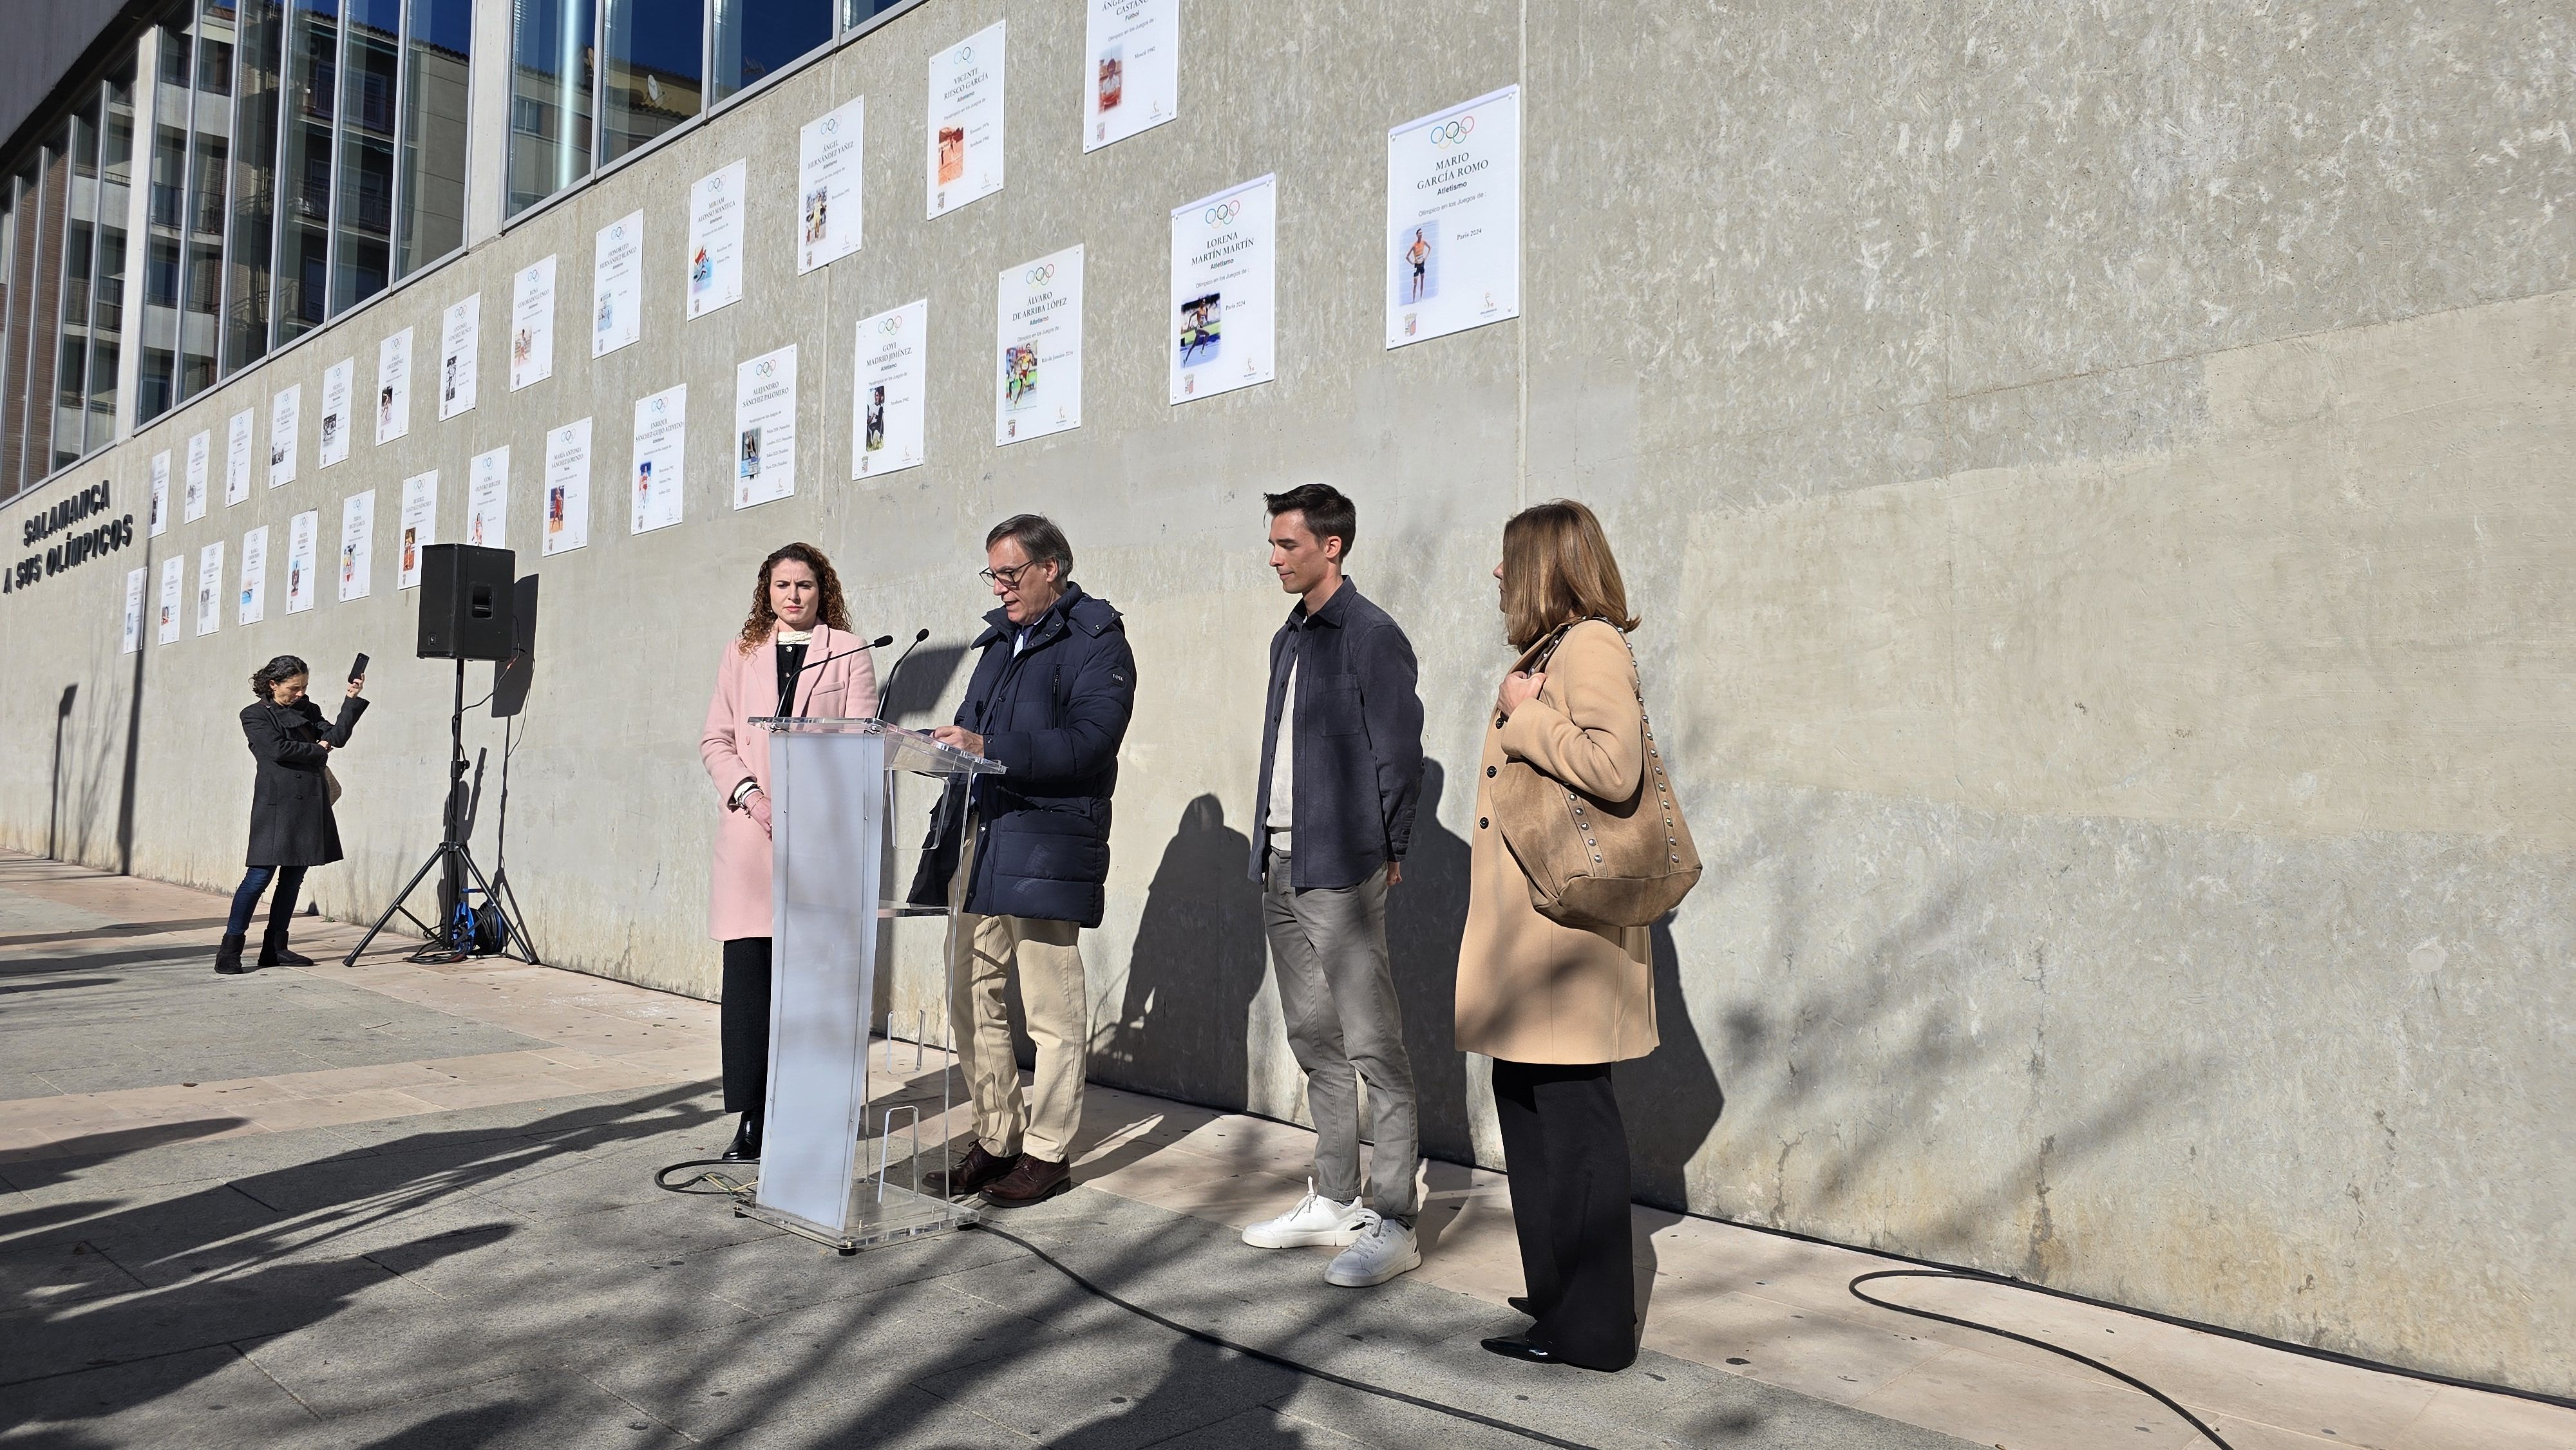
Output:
[737, 1181, 981, 1256]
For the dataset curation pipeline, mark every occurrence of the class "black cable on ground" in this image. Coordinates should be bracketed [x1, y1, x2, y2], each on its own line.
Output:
[1850, 1268, 2233, 1449]
[654, 1159, 754, 1196]
[1654, 1196, 2576, 1415]
[645, 1163, 1594, 1446]
[974, 1223, 1596, 1450]
[652, 1149, 2557, 1440]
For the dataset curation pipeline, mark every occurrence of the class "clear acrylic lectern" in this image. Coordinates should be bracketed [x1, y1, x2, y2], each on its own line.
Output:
[735, 716, 1003, 1254]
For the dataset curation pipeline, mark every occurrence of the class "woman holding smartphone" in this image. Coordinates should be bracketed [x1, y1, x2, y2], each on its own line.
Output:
[221, 655, 368, 975]
[1457, 500, 1656, 1372]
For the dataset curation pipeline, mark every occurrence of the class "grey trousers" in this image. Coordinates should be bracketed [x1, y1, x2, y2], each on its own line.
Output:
[1264, 853, 1420, 1220]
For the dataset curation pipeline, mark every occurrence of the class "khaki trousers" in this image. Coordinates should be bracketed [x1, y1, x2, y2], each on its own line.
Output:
[947, 904, 1090, 1165]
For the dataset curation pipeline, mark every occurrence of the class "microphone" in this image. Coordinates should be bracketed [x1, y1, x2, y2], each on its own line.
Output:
[784, 632, 907, 715]
[880, 628, 932, 704]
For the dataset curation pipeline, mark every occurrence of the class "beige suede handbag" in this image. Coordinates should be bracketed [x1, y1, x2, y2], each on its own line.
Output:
[1492, 620, 1702, 929]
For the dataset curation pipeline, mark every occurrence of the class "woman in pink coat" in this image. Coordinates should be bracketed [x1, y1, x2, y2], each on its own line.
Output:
[700, 541, 879, 1160]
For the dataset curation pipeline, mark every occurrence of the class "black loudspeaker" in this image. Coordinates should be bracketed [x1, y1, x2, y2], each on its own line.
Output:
[417, 543, 516, 661]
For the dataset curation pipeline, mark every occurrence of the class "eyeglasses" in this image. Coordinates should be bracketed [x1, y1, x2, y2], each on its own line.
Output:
[978, 561, 1044, 588]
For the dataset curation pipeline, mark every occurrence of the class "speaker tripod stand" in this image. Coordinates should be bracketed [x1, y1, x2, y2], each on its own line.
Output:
[343, 657, 540, 967]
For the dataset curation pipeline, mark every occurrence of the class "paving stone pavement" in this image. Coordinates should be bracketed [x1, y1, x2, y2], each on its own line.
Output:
[6, 852, 2570, 1450]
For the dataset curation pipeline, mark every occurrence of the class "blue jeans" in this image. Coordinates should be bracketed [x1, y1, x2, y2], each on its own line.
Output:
[226, 865, 308, 938]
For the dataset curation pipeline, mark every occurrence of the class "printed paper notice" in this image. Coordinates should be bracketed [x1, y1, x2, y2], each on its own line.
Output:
[687, 162, 746, 320]
[732, 347, 797, 509]
[376, 328, 413, 443]
[852, 299, 927, 481]
[121, 567, 146, 652]
[225, 410, 254, 506]
[468, 446, 509, 549]
[238, 525, 269, 626]
[632, 384, 687, 534]
[1385, 86, 1521, 348]
[928, 21, 1005, 218]
[397, 471, 437, 590]
[593, 211, 643, 357]
[285, 510, 319, 614]
[439, 295, 480, 420]
[511, 256, 556, 390]
[1170, 175, 1276, 404]
[270, 385, 300, 488]
[1084, 0, 1177, 152]
[194, 541, 224, 636]
[147, 450, 169, 536]
[543, 419, 592, 556]
[183, 431, 209, 521]
[319, 357, 354, 467]
[339, 491, 375, 602]
[156, 556, 183, 644]
[996, 245, 1083, 445]
[797, 97, 864, 274]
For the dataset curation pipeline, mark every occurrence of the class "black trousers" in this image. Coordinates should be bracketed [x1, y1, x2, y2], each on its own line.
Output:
[721, 937, 773, 1116]
[1492, 1059, 1638, 1370]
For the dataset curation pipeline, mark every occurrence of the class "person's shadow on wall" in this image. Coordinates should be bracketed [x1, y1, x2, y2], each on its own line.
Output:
[1387, 760, 1475, 1163]
[1618, 918, 1725, 1210]
[1103, 793, 1266, 1109]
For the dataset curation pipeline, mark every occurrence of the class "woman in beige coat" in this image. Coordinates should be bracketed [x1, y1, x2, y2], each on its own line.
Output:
[1458, 500, 1655, 1373]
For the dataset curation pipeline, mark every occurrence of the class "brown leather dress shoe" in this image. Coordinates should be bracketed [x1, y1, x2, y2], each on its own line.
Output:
[923, 1144, 1019, 1200]
[980, 1154, 1072, 1208]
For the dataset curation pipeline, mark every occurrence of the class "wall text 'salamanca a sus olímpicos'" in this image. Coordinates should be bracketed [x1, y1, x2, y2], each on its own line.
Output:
[7, 481, 135, 594]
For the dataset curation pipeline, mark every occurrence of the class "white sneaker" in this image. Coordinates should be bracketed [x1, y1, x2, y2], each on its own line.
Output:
[1241, 1178, 1368, 1249]
[1325, 1212, 1421, 1287]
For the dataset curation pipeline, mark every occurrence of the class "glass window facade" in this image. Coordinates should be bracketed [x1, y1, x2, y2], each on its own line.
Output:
[331, 0, 400, 313]
[0, 0, 918, 496]
[276, 0, 339, 346]
[710, 0, 832, 106]
[507, 0, 593, 217]
[507, 0, 911, 219]
[0, 0, 477, 484]
[0, 61, 142, 497]
[397, 0, 473, 276]
[600, 0, 703, 167]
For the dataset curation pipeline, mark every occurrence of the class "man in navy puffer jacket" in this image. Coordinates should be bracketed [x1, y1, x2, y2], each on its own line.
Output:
[911, 514, 1136, 1209]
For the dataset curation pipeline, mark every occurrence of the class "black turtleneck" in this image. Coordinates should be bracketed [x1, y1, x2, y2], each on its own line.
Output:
[775, 639, 808, 714]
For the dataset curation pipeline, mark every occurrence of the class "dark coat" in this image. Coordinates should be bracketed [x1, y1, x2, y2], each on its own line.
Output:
[242, 695, 367, 867]
[907, 583, 1137, 927]
[1252, 580, 1425, 891]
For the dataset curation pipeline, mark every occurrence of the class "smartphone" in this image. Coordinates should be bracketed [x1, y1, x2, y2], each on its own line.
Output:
[350, 652, 370, 682]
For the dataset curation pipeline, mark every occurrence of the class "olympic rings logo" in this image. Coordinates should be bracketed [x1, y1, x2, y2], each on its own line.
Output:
[954, 46, 972, 63]
[1204, 200, 1240, 226]
[1429, 115, 1476, 147]
[753, 359, 777, 378]
[877, 314, 906, 335]
[1026, 263, 1057, 286]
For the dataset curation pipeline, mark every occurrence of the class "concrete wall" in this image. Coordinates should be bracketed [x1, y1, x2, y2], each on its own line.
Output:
[4, 0, 2570, 1395]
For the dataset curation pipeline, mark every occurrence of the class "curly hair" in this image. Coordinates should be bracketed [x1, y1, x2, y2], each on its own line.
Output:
[737, 542, 853, 653]
[249, 655, 311, 700]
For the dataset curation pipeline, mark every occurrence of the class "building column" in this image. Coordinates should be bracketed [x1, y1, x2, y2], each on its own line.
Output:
[111, 26, 158, 444]
[462, 0, 515, 245]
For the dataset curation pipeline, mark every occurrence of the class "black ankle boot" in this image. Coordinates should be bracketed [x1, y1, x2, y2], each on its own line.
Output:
[260, 930, 314, 967]
[722, 1113, 761, 1162]
[214, 934, 249, 975]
